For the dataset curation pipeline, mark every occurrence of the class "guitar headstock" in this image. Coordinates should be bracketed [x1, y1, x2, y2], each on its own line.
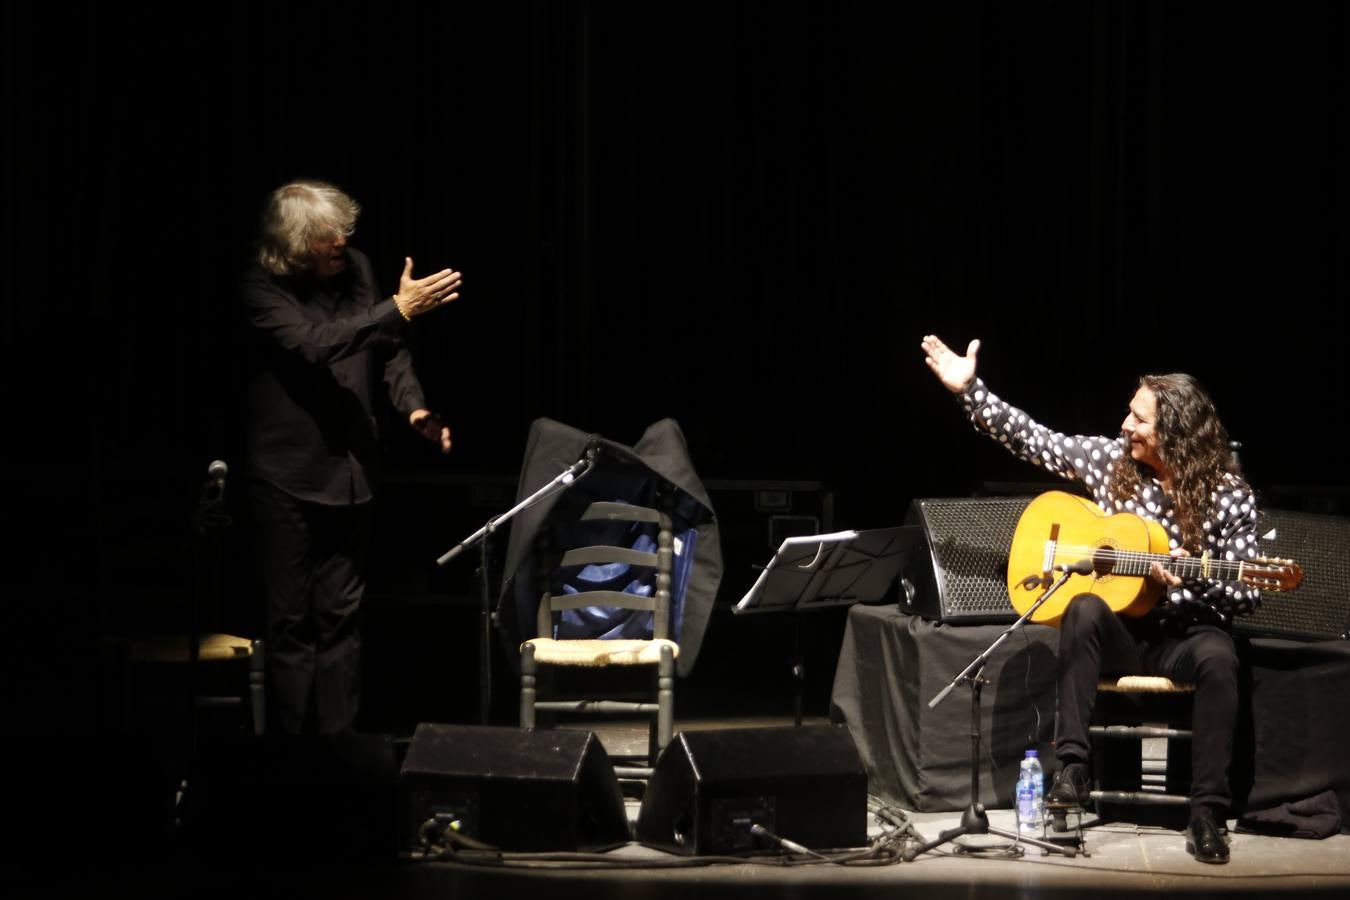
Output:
[1241, 557, 1304, 593]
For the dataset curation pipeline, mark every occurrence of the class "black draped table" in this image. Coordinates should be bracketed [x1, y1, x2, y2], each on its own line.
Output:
[829, 602, 1350, 822]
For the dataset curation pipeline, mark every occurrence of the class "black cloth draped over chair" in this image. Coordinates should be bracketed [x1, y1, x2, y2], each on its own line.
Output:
[494, 418, 721, 772]
[496, 417, 721, 677]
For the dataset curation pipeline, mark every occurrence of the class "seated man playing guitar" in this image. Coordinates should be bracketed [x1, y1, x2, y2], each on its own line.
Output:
[921, 334, 1264, 864]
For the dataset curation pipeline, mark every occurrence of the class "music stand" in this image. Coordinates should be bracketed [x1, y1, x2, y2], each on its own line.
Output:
[735, 527, 922, 724]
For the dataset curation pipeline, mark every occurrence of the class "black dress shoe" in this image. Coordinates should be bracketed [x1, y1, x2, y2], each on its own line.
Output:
[1045, 762, 1090, 808]
[1186, 811, 1230, 864]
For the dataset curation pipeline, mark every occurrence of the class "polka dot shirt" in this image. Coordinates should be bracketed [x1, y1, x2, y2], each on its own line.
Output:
[960, 378, 1262, 626]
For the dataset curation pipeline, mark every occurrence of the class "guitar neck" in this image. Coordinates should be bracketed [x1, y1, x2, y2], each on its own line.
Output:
[1057, 546, 1242, 582]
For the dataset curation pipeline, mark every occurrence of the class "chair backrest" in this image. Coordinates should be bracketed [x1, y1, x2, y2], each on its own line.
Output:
[535, 500, 674, 642]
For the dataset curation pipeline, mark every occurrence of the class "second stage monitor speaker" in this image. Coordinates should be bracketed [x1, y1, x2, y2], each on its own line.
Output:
[635, 724, 867, 855]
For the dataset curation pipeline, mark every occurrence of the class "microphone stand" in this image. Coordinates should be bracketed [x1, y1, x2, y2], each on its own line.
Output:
[903, 565, 1086, 861]
[436, 448, 597, 725]
[188, 466, 231, 753]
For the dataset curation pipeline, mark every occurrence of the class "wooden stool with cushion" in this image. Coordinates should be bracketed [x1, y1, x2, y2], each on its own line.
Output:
[1088, 675, 1194, 823]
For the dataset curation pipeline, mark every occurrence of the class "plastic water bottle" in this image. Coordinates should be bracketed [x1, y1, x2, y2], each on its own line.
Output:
[1016, 749, 1044, 836]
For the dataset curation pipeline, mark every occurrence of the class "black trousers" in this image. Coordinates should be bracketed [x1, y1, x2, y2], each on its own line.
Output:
[250, 480, 372, 735]
[1055, 595, 1238, 812]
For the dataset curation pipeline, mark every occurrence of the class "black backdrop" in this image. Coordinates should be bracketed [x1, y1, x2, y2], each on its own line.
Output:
[6, 1, 1347, 731]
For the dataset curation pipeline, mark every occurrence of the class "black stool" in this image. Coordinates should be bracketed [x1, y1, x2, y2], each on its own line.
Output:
[1089, 675, 1193, 826]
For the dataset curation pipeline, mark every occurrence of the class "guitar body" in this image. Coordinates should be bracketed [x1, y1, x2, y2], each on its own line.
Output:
[1007, 491, 1171, 626]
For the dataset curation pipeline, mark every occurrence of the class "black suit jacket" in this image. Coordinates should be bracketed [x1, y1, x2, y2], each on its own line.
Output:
[241, 247, 426, 504]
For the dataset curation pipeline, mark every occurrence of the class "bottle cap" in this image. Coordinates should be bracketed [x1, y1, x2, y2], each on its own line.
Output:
[1026, 749, 1038, 757]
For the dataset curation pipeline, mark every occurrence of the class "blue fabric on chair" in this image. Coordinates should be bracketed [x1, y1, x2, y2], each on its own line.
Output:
[555, 525, 698, 641]
[497, 417, 722, 678]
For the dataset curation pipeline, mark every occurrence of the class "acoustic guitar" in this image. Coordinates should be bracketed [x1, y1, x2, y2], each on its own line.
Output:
[1007, 491, 1303, 626]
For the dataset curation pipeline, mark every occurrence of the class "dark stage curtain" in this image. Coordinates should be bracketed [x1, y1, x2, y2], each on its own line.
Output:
[4, 2, 1348, 732]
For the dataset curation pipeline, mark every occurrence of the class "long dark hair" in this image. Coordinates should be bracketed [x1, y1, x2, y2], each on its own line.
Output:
[1110, 373, 1246, 549]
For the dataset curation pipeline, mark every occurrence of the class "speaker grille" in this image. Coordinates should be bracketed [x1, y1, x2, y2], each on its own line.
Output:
[904, 496, 1033, 624]
[1234, 509, 1350, 641]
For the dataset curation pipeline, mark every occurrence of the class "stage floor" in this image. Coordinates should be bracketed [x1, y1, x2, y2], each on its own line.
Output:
[21, 716, 1348, 900]
[410, 716, 1350, 900]
[337, 806, 1350, 899]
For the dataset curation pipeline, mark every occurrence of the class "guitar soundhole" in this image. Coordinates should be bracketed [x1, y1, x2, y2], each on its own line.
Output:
[1090, 543, 1117, 578]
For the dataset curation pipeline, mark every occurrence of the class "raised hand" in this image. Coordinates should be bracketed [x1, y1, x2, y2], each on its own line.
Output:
[921, 334, 980, 394]
[394, 257, 463, 319]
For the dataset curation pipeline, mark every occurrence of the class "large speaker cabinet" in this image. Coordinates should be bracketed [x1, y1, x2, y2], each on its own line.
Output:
[1235, 508, 1350, 641]
[901, 496, 1034, 625]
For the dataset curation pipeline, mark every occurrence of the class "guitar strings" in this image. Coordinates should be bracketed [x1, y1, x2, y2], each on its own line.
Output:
[1028, 544, 1292, 592]
[1045, 543, 1286, 570]
[1044, 543, 1242, 576]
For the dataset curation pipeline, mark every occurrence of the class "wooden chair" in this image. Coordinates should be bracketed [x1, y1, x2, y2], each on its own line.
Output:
[99, 465, 265, 739]
[110, 633, 265, 736]
[520, 500, 678, 779]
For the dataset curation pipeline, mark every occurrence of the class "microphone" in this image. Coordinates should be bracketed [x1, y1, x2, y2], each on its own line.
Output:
[207, 460, 228, 503]
[1055, 559, 1095, 576]
[560, 456, 590, 485]
[560, 438, 601, 485]
[193, 460, 231, 534]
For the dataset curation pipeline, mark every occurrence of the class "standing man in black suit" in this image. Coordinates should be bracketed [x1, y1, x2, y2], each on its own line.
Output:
[241, 179, 460, 734]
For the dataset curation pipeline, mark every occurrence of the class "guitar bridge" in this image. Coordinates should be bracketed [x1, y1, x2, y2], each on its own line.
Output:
[1042, 520, 1062, 576]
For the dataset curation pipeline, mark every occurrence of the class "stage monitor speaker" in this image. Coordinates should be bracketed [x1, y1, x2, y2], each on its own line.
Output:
[635, 725, 867, 855]
[400, 723, 630, 852]
[901, 496, 1034, 624]
[1234, 508, 1350, 641]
